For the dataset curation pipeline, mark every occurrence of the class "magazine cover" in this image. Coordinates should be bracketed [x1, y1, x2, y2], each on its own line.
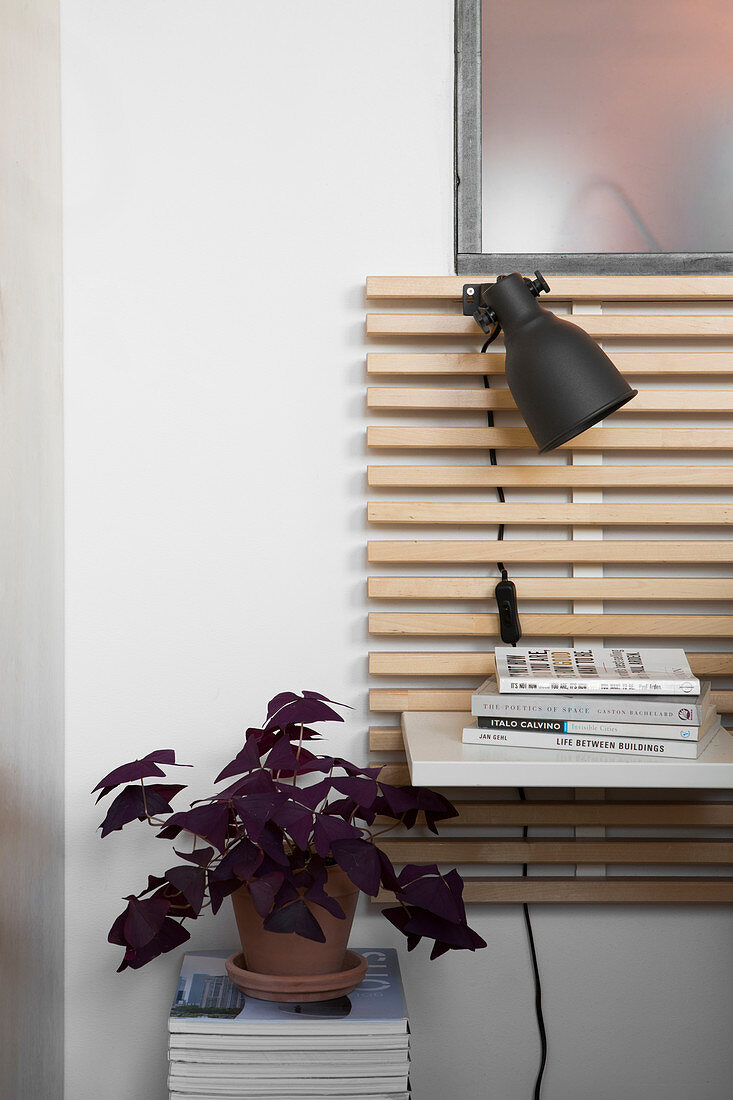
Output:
[169, 948, 407, 1033]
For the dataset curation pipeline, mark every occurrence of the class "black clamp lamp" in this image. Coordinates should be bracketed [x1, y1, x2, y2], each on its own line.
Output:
[463, 271, 638, 642]
[463, 271, 637, 453]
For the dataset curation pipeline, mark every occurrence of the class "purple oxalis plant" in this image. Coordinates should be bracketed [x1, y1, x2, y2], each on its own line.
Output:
[93, 690, 486, 971]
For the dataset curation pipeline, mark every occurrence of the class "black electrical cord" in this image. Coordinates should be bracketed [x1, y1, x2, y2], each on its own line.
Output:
[481, 335, 547, 1099]
[518, 788, 548, 1100]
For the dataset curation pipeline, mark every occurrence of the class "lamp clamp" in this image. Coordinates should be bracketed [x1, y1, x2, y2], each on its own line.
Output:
[462, 271, 551, 331]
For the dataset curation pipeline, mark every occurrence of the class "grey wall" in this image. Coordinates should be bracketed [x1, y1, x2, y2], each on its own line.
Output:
[0, 1, 64, 1097]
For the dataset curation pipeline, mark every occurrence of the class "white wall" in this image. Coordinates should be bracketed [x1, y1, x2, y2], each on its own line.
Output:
[62, 4, 733, 1099]
[0, 2, 64, 1097]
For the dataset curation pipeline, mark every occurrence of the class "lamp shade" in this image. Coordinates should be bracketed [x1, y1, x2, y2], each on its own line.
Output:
[484, 273, 637, 452]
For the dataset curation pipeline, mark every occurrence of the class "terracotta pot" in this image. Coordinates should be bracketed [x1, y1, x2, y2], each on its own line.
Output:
[230, 865, 359, 977]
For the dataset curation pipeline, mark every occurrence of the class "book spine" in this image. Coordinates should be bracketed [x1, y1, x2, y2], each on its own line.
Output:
[496, 674, 700, 696]
[475, 715, 706, 740]
[471, 697, 705, 724]
[462, 727, 702, 758]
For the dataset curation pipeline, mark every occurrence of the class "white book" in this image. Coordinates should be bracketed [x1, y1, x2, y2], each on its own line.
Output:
[472, 677, 711, 725]
[494, 646, 699, 696]
[461, 718, 720, 759]
[475, 706, 716, 742]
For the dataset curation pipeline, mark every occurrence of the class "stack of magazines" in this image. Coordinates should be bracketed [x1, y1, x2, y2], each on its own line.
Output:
[168, 948, 410, 1100]
[463, 647, 722, 759]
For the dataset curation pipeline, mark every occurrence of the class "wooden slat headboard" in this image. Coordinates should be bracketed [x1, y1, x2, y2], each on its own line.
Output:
[365, 274, 733, 904]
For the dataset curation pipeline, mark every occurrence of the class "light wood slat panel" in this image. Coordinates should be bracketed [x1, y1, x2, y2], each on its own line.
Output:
[369, 690, 733, 712]
[367, 426, 733, 451]
[367, 387, 733, 414]
[369, 652, 733, 679]
[369, 612, 733, 638]
[375, 877, 733, 904]
[369, 727, 403, 751]
[376, 799, 733, 827]
[368, 502, 733, 527]
[368, 465, 733, 488]
[377, 838, 733, 864]
[367, 352, 733, 376]
[369, 541, 733, 564]
[367, 577, 733, 601]
[366, 275, 733, 301]
[367, 313, 733, 339]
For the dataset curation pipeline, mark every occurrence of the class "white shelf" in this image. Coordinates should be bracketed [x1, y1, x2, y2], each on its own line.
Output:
[401, 712, 733, 789]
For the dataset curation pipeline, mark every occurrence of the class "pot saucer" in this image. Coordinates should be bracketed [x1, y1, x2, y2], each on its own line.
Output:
[225, 949, 368, 1003]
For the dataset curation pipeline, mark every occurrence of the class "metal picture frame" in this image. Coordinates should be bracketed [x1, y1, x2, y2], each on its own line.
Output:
[455, 0, 733, 276]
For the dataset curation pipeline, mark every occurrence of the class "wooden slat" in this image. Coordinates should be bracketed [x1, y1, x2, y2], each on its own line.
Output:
[367, 577, 733, 601]
[368, 652, 733, 679]
[367, 313, 733, 339]
[372, 763, 410, 785]
[369, 689, 733, 713]
[367, 425, 733, 451]
[366, 275, 733, 301]
[368, 502, 733, 527]
[368, 541, 733, 564]
[377, 837, 733, 864]
[375, 799, 733, 828]
[368, 465, 733, 488]
[369, 727, 403, 751]
[367, 351, 733, 376]
[376, 877, 733, 904]
[367, 387, 733, 414]
[369, 612, 733, 638]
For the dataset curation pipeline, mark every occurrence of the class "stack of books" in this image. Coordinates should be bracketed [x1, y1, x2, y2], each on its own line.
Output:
[168, 948, 410, 1100]
[463, 646, 722, 759]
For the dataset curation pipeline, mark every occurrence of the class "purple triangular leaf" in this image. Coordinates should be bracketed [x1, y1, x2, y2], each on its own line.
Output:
[312, 813, 363, 859]
[138, 874, 168, 897]
[231, 791, 289, 843]
[263, 899, 326, 943]
[396, 872, 464, 924]
[376, 848, 402, 894]
[255, 820, 289, 866]
[331, 776, 379, 808]
[165, 802, 232, 852]
[303, 881, 346, 920]
[381, 905, 422, 951]
[330, 838, 381, 896]
[173, 846, 215, 868]
[122, 895, 171, 950]
[93, 750, 183, 794]
[247, 872, 285, 918]
[164, 864, 206, 915]
[272, 802, 314, 851]
[117, 916, 190, 972]
[98, 786, 146, 837]
[214, 732, 262, 783]
[264, 692, 346, 731]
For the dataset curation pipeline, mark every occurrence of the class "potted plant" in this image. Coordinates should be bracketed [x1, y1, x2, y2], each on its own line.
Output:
[94, 690, 485, 999]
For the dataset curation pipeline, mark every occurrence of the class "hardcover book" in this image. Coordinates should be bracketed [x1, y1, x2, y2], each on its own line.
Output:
[472, 677, 711, 725]
[462, 719, 721, 759]
[493, 646, 700, 696]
